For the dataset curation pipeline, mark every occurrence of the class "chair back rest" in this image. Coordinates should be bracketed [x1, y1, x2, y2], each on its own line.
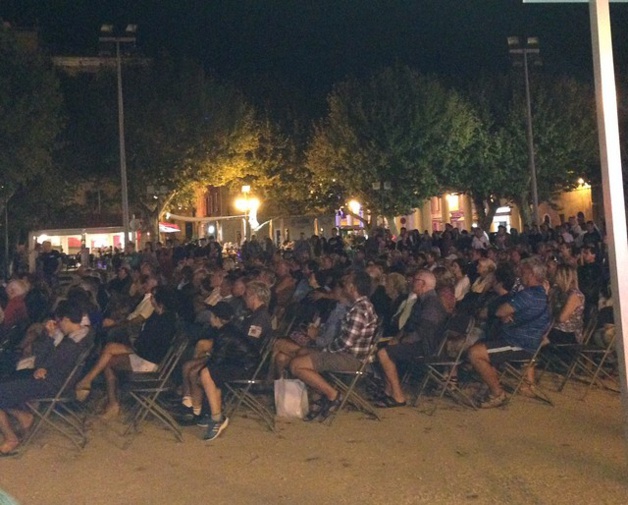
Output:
[362, 322, 384, 367]
[440, 315, 476, 361]
[528, 327, 553, 364]
[155, 338, 189, 387]
[581, 310, 599, 345]
[56, 342, 96, 400]
[154, 330, 188, 379]
[275, 312, 297, 337]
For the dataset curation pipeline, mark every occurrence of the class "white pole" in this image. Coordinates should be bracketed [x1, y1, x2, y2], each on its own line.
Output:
[116, 40, 130, 248]
[523, 49, 540, 226]
[589, 0, 628, 457]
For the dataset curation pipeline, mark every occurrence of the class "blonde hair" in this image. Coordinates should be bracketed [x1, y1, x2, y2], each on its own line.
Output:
[554, 264, 579, 293]
[478, 258, 496, 274]
[384, 272, 407, 299]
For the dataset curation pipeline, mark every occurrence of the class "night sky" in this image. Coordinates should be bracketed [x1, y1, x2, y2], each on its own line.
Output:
[3, 1, 628, 108]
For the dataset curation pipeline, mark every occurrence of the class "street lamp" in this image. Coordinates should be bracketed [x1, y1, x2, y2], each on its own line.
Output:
[99, 23, 137, 247]
[508, 36, 541, 226]
[234, 186, 261, 242]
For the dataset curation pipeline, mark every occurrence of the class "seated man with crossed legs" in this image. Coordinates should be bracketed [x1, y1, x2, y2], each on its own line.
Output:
[376, 270, 448, 407]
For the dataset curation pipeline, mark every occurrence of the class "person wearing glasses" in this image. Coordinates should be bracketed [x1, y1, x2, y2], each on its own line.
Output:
[375, 270, 448, 407]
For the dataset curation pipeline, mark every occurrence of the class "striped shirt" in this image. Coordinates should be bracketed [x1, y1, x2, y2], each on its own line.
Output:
[326, 296, 378, 360]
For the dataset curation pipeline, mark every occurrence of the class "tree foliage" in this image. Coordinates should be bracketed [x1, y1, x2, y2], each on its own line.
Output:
[306, 65, 479, 226]
[462, 73, 598, 227]
[0, 26, 64, 211]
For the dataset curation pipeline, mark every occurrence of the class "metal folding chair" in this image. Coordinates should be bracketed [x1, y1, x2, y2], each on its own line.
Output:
[20, 342, 95, 453]
[322, 326, 384, 426]
[558, 324, 618, 399]
[122, 337, 189, 447]
[499, 331, 554, 406]
[539, 313, 597, 388]
[222, 314, 296, 432]
[223, 332, 280, 432]
[412, 316, 477, 413]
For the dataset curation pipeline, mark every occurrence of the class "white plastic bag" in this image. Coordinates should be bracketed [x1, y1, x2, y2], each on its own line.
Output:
[274, 378, 309, 419]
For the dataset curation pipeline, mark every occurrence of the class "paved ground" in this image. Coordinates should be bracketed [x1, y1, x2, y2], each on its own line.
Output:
[1, 378, 627, 505]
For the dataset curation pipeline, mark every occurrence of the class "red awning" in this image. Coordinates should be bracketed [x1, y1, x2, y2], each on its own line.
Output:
[159, 222, 181, 233]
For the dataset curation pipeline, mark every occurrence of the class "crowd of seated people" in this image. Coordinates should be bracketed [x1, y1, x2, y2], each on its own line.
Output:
[0, 215, 613, 450]
[0, 301, 93, 454]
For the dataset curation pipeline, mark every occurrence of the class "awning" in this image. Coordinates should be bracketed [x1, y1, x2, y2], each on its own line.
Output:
[159, 222, 181, 233]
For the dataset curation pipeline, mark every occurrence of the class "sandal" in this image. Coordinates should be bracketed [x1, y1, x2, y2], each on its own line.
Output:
[374, 395, 407, 408]
[0, 441, 19, 457]
[75, 387, 91, 402]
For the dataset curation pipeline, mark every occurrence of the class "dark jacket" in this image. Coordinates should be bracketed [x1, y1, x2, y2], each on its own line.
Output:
[402, 290, 449, 356]
[134, 311, 177, 365]
[37, 333, 93, 388]
[208, 322, 259, 370]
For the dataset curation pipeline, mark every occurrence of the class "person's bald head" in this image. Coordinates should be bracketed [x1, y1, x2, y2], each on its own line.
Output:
[411, 270, 436, 295]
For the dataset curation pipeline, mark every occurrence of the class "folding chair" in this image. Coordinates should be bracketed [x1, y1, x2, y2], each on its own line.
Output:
[538, 313, 597, 388]
[499, 331, 554, 406]
[412, 315, 477, 413]
[558, 324, 619, 399]
[20, 342, 95, 453]
[322, 326, 384, 426]
[223, 332, 280, 432]
[223, 314, 297, 431]
[122, 337, 189, 447]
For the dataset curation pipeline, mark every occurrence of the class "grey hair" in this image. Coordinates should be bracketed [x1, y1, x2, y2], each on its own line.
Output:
[246, 280, 271, 306]
[521, 257, 547, 284]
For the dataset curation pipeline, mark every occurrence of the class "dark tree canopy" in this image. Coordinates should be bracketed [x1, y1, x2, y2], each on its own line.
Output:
[306, 65, 479, 227]
[0, 26, 64, 210]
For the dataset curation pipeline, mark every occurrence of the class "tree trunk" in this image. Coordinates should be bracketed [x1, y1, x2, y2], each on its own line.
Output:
[346, 209, 369, 227]
[514, 195, 532, 227]
[138, 202, 160, 245]
[473, 196, 493, 230]
[472, 194, 501, 231]
[484, 200, 500, 231]
[386, 215, 399, 236]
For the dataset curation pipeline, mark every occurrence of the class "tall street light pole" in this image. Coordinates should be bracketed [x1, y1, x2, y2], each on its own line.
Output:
[3, 196, 8, 281]
[99, 24, 137, 248]
[508, 36, 541, 226]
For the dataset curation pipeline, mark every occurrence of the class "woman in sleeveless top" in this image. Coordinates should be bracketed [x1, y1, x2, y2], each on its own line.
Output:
[549, 264, 585, 344]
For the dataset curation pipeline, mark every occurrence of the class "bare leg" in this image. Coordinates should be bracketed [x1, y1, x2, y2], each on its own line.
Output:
[0, 410, 19, 453]
[289, 352, 337, 401]
[376, 348, 406, 403]
[467, 343, 503, 396]
[76, 342, 133, 392]
[101, 355, 131, 418]
[182, 358, 207, 398]
[272, 338, 301, 378]
[199, 368, 222, 417]
[186, 361, 207, 412]
[6, 409, 33, 434]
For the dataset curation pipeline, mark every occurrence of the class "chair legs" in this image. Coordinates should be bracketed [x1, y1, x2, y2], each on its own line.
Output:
[414, 365, 477, 413]
[324, 372, 381, 425]
[224, 382, 276, 432]
[500, 361, 553, 406]
[20, 400, 88, 453]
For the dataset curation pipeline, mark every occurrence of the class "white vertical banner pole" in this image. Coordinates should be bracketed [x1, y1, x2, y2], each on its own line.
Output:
[589, 0, 628, 458]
